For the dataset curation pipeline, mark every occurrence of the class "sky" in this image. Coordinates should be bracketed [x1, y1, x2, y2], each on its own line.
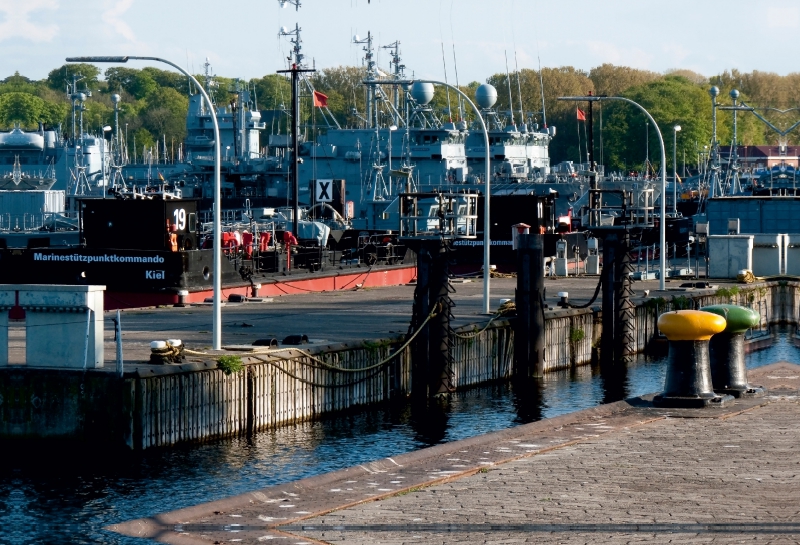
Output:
[1, 0, 799, 84]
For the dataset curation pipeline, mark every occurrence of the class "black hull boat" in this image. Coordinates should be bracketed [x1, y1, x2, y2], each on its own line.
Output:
[0, 195, 417, 309]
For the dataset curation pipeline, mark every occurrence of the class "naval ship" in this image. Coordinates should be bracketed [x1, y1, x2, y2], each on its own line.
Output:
[110, 23, 586, 263]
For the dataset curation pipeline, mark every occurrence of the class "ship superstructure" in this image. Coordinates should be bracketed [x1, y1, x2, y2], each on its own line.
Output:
[109, 14, 567, 233]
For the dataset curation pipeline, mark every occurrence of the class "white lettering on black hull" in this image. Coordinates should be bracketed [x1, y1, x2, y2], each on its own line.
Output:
[33, 253, 166, 264]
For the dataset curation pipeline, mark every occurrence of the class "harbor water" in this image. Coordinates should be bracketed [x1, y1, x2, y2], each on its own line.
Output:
[0, 331, 795, 545]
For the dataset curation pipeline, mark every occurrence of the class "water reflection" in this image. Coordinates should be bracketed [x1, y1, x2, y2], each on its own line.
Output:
[410, 397, 451, 445]
[0, 331, 795, 545]
[599, 361, 631, 404]
[510, 376, 544, 423]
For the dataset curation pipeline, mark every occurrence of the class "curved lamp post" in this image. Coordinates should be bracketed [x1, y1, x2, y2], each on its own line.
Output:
[66, 56, 223, 349]
[369, 78, 492, 314]
[558, 95, 667, 290]
[673, 124, 681, 215]
[413, 80, 492, 314]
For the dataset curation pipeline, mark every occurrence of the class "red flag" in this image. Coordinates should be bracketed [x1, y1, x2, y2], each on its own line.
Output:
[313, 90, 328, 108]
[577, 108, 586, 121]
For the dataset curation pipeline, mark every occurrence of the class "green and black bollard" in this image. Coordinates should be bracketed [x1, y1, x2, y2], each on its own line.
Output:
[700, 304, 766, 398]
[653, 310, 735, 408]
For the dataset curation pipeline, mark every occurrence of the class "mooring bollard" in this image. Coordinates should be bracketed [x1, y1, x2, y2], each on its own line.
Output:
[654, 310, 734, 408]
[700, 304, 766, 398]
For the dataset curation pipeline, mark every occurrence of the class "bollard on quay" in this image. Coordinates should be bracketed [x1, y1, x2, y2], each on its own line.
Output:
[700, 304, 766, 398]
[654, 310, 735, 408]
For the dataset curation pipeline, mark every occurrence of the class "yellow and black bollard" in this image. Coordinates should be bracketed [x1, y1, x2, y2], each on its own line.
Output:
[654, 310, 735, 408]
[700, 304, 766, 398]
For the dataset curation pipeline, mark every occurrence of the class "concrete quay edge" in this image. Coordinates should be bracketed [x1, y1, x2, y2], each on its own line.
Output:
[106, 361, 792, 544]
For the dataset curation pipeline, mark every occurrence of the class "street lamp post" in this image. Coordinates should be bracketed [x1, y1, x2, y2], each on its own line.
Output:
[367, 78, 493, 313]
[673, 125, 681, 215]
[66, 56, 223, 350]
[558, 95, 667, 290]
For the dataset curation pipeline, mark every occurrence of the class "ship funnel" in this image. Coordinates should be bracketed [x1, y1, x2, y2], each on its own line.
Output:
[475, 84, 497, 109]
[410, 82, 435, 105]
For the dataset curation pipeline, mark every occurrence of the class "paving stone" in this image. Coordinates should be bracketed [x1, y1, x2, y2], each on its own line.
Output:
[109, 362, 800, 545]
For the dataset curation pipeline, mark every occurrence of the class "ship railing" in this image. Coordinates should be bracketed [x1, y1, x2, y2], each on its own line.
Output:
[199, 208, 263, 224]
[398, 191, 479, 239]
[585, 188, 655, 229]
[0, 212, 78, 232]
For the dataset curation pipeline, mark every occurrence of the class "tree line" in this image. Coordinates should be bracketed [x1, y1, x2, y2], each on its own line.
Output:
[0, 62, 797, 171]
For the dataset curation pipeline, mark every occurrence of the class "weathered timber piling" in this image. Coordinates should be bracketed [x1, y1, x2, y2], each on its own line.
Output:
[600, 232, 616, 362]
[614, 230, 636, 363]
[595, 229, 636, 363]
[513, 233, 545, 377]
[410, 239, 454, 400]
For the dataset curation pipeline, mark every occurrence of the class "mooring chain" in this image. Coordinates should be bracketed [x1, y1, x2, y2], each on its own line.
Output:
[451, 302, 516, 339]
[185, 305, 440, 387]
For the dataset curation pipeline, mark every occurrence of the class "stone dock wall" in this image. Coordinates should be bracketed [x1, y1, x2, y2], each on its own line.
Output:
[0, 280, 795, 449]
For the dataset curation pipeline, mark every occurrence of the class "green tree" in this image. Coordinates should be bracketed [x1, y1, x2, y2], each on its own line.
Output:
[46, 63, 100, 92]
[105, 67, 157, 100]
[141, 87, 189, 142]
[0, 93, 68, 129]
[598, 75, 760, 173]
[589, 64, 660, 97]
[131, 127, 156, 160]
[310, 66, 367, 127]
[0, 72, 40, 94]
[142, 67, 191, 95]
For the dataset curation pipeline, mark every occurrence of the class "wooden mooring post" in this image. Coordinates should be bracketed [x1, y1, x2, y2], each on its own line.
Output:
[514, 233, 545, 377]
[411, 239, 454, 401]
[595, 229, 635, 364]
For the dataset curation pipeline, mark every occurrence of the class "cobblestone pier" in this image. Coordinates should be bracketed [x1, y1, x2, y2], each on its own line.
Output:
[109, 361, 800, 544]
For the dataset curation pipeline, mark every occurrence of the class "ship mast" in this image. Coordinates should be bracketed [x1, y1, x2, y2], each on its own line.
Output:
[353, 32, 376, 128]
[280, 22, 341, 130]
[381, 40, 405, 127]
[277, 17, 315, 235]
[68, 74, 91, 196]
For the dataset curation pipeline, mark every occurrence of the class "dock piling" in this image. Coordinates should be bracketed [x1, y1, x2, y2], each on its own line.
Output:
[600, 232, 617, 363]
[410, 239, 453, 400]
[514, 233, 545, 377]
